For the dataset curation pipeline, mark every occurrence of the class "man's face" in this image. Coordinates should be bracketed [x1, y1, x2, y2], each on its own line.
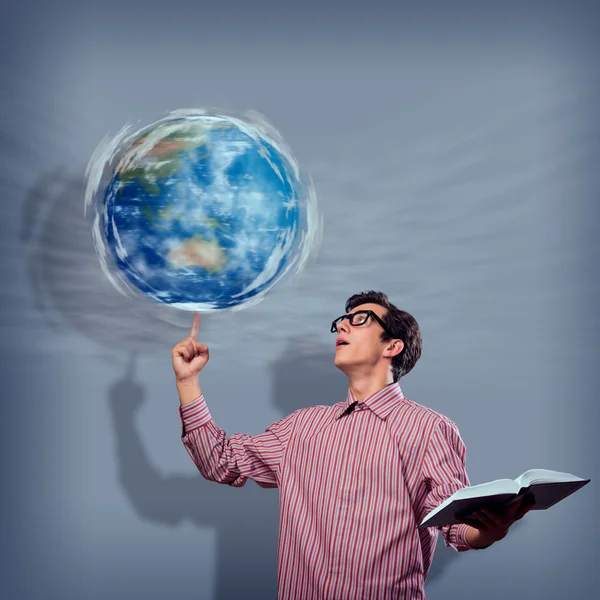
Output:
[333, 303, 399, 374]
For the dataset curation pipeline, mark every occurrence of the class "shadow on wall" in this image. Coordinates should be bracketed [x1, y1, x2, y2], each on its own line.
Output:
[20, 167, 470, 599]
[19, 167, 192, 360]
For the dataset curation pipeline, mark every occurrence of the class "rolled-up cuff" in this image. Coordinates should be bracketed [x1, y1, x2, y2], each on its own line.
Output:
[179, 394, 211, 435]
[447, 523, 476, 552]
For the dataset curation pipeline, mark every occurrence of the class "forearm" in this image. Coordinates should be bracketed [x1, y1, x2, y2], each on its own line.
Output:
[177, 377, 202, 407]
[179, 392, 247, 485]
[182, 420, 247, 485]
[177, 385, 285, 488]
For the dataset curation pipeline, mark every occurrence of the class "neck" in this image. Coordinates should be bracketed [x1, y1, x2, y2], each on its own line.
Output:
[347, 370, 395, 402]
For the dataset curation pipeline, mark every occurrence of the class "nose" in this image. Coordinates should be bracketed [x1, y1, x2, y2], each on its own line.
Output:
[337, 317, 350, 334]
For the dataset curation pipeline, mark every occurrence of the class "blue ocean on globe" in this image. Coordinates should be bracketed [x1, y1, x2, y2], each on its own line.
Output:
[84, 110, 320, 311]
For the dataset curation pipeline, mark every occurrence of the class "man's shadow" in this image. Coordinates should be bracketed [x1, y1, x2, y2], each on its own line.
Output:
[21, 168, 462, 599]
[109, 351, 283, 598]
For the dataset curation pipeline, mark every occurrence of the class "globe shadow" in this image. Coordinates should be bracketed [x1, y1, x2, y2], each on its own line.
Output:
[19, 167, 193, 359]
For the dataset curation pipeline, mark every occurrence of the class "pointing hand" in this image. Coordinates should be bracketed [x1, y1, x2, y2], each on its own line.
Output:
[171, 312, 210, 383]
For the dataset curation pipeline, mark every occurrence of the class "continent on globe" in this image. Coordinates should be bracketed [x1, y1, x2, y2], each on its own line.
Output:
[85, 109, 321, 311]
[116, 128, 210, 214]
[168, 234, 227, 273]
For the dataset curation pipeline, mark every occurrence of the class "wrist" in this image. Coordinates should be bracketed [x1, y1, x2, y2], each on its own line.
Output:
[465, 526, 494, 549]
[176, 377, 202, 406]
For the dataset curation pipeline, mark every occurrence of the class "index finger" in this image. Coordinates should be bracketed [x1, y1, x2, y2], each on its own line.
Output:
[190, 311, 200, 338]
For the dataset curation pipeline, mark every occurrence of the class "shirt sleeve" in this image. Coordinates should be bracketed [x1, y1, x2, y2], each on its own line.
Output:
[179, 394, 298, 488]
[421, 417, 476, 552]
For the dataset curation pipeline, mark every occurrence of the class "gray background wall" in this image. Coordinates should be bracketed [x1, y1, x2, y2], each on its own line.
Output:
[1, 1, 598, 598]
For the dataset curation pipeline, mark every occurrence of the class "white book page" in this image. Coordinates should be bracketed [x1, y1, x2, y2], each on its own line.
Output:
[515, 469, 585, 489]
[452, 478, 519, 499]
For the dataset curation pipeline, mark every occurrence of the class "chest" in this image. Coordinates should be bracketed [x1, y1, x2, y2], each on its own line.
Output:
[282, 410, 425, 497]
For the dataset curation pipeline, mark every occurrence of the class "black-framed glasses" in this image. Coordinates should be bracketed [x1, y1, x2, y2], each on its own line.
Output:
[330, 310, 391, 335]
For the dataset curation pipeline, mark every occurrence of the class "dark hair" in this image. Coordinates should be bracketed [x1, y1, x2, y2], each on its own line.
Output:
[345, 290, 422, 382]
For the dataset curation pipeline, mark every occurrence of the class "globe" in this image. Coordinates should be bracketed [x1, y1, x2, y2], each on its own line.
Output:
[84, 109, 321, 311]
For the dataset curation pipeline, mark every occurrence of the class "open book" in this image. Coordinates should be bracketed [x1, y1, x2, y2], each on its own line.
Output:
[419, 468, 590, 529]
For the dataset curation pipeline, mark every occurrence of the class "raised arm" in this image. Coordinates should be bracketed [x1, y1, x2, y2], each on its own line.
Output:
[179, 395, 297, 487]
[172, 312, 297, 488]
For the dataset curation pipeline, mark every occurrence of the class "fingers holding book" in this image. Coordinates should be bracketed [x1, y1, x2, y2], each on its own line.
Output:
[457, 496, 536, 546]
[513, 494, 536, 520]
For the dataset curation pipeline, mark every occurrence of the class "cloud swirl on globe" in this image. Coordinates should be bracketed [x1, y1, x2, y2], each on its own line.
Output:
[84, 109, 322, 311]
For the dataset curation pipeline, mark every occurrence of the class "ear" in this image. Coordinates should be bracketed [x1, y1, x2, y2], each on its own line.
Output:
[384, 339, 404, 358]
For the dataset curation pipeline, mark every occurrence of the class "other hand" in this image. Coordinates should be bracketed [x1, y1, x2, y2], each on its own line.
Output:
[171, 312, 209, 383]
[458, 495, 535, 547]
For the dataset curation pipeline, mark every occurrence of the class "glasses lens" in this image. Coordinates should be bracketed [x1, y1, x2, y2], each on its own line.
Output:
[350, 312, 369, 326]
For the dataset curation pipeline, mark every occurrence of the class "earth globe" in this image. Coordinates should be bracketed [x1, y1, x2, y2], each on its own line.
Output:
[84, 109, 322, 312]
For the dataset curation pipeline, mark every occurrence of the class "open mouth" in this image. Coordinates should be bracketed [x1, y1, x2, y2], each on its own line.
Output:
[336, 340, 349, 347]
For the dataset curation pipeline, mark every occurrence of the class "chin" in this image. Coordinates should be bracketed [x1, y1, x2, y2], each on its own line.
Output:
[333, 362, 347, 375]
[333, 355, 349, 372]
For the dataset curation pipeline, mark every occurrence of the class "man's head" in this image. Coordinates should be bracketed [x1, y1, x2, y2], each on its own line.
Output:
[332, 290, 422, 382]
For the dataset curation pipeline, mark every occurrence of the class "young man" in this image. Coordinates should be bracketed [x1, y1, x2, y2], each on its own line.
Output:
[172, 290, 532, 599]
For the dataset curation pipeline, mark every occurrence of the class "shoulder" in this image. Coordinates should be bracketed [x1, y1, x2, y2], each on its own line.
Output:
[397, 396, 459, 429]
[390, 396, 464, 450]
[267, 403, 339, 444]
[297, 402, 339, 423]
[270, 402, 332, 429]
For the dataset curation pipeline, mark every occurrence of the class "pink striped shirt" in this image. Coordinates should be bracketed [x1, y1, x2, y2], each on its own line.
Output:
[179, 381, 475, 599]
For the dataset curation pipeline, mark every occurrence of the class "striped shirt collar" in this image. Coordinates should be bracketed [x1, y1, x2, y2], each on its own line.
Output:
[336, 381, 405, 421]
